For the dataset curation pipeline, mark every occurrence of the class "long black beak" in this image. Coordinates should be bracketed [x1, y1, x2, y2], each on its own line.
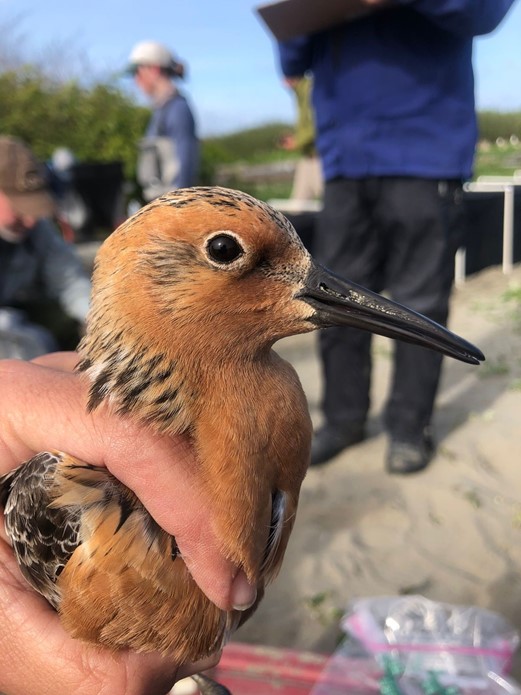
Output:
[297, 264, 484, 366]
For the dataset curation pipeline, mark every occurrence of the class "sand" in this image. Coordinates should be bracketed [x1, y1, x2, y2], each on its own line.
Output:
[235, 264, 521, 677]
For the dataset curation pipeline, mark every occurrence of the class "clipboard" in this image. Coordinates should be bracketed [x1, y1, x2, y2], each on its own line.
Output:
[256, 0, 373, 41]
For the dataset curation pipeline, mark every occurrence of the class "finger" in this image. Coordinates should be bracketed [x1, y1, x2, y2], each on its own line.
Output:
[103, 430, 247, 611]
[0, 360, 100, 468]
[0, 361, 246, 610]
[31, 351, 80, 372]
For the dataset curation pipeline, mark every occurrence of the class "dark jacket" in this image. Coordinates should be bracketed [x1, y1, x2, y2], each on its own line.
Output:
[278, 0, 515, 181]
[0, 219, 91, 321]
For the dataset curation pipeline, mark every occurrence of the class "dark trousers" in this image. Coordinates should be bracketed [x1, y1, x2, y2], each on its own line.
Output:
[314, 177, 465, 442]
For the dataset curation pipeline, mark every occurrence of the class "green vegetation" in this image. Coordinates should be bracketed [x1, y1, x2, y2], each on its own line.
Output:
[204, 122, 291, 164]
[474, 144, 521, 178]
[501, 284, 521, 305]
[478, 111, 521, 142]
[461, 488, 483, 509]
[0, 70, 149, 181]
[501, 285, 521, 332]
[202, 123, 294, 197]
[303, 591, 344, 628]
[0, 66, 295, 196]
[477, 357, 510, 378]
[1, 65, 520, 199]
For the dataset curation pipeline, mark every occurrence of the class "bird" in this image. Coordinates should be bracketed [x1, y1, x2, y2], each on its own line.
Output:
[0, 187, 484, 691]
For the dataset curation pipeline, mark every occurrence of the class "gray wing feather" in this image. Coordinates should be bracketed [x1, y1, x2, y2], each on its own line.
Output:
[0, 452, 82, 608]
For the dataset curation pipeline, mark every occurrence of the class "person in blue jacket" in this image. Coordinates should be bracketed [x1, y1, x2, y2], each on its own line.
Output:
[278, 0, 515, 474]
[128, 40, 199, 200]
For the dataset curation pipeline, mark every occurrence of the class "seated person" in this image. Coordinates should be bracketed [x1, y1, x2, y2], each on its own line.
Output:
[0, 136, 91, 359]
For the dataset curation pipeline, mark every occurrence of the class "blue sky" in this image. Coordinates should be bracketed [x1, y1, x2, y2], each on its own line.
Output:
[2, 0, 521, 137]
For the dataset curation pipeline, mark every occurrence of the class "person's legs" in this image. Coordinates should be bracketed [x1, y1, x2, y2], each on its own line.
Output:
[376, 178, 465, 472]
[312, 178, 382, 464]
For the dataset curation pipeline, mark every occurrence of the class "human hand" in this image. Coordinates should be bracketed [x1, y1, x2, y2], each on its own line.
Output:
[283, 76, 300, 89]
[0, 353, 252, 694]
[279, 133, 297, 151]
[0, 538, 218, 695]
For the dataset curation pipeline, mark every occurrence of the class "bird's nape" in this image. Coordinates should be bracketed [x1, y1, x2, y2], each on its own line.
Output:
[298, 263, 484, 365]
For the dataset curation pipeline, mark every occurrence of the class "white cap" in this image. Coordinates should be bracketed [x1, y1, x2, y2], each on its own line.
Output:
[127, 40, 183, 76]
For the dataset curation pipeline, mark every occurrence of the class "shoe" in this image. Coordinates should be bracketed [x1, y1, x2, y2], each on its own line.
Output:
[386, 432, 435, 475]
[310, 424, 365, 467]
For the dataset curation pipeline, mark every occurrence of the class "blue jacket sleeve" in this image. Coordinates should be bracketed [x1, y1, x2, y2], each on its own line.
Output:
[278, 37, 314, 78]
[396, 0, 515, 36]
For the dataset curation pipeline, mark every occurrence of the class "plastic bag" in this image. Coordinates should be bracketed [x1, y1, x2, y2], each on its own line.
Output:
[311, 596, 520, 695]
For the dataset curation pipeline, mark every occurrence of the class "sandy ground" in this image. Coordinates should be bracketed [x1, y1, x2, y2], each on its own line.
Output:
[235, 264, 521, 677]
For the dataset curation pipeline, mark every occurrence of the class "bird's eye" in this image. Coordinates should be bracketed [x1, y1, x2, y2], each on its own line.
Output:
[206, 234, 244, 264]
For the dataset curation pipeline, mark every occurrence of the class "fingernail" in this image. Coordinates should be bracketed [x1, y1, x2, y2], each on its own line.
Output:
[231, 569, 257, 611]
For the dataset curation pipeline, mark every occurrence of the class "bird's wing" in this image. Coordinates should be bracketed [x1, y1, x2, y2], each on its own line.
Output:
[233, 490, 287, 633]
[260, 488, 288, 580]
[0, 451, 82, 608]
[2, 453, 227, 659]
[53, 460, 227, 659]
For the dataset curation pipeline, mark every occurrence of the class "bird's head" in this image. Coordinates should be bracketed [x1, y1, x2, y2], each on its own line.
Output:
[81, 186, 483, 378]
[82, 187, 315, 365]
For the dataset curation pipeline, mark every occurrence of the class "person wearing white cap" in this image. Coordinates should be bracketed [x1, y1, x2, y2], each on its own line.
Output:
[128, 40, 199, 201]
